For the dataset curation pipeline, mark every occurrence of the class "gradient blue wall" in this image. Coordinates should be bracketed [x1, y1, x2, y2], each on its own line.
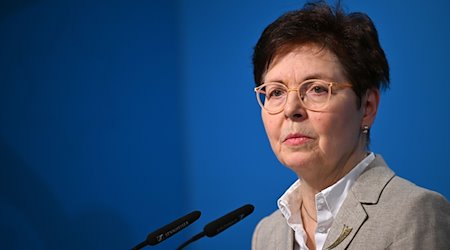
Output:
[1, 1, 449, 249]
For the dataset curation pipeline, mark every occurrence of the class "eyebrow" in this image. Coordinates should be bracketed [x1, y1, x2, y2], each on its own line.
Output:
[265, 73, 332, 84]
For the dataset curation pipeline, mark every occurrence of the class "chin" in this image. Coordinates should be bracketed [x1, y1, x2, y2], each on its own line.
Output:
[281, 157, 310, 171]
[279, 153, 317, 172]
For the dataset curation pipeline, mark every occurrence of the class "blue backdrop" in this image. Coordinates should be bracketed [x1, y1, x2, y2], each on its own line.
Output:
[1, 0, 449, 249]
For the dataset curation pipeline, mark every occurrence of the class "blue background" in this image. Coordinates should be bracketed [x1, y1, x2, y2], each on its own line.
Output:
[1, 0, 449, 249]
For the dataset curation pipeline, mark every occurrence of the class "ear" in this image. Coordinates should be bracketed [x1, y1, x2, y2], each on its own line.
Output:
[361, 88, 380, 127]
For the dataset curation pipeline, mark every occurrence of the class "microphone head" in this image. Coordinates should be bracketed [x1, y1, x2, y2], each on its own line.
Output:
[203, 204, 254, 237]
[146, 210, 201, 246]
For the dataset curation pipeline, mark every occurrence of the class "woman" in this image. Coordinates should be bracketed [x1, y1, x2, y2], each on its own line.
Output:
[251, 2, 450, 250]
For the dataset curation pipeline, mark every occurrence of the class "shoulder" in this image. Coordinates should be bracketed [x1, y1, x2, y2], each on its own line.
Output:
[252, 210, 291, 250]
[358, 157, 449, 217]
[388, 175, 448, 203]
[381, 176, 450, 248]
[353, 155, 449, 208]
[366, 162, 450, 211]
[253, 210, 285, 237]
[354, 158, 450, 248]
[382, 175, 450, 218]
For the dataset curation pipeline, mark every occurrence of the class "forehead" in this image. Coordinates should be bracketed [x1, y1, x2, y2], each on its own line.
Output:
[265, 44, 346, 83]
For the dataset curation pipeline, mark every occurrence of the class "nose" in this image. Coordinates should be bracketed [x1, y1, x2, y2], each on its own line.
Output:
[284, 90, 307, 120]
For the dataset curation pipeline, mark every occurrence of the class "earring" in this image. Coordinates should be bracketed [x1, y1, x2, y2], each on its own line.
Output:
[362, 125, 369, 134]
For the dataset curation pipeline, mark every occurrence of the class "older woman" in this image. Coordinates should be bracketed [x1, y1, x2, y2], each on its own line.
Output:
[251, 2, 450, 250]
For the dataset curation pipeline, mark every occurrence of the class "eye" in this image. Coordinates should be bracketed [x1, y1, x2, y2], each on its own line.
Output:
[266, 86, 287, 99]
[311, 85, 328, 94]
[305, 82, 329, 95]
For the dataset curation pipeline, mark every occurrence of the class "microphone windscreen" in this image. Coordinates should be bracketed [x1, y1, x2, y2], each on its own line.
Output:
[147, 210, 201, 245]
[203, 204, 254, 237]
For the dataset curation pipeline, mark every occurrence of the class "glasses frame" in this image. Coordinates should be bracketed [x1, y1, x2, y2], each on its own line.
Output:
[254, 79, 353, 114]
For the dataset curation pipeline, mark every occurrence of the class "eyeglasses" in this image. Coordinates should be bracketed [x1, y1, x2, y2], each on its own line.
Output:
[254, 79, 353, 114]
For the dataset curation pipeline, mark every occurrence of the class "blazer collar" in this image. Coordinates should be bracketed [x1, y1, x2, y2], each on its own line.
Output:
[323, 155, 395, 250]
[272, 210, 295, 250]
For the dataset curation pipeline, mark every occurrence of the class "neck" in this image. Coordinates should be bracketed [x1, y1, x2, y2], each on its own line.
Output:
[300, 149, 367, 191]
[298, 149, 368, 211]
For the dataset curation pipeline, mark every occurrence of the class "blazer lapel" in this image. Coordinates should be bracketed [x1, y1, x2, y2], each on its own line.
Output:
[283, 227, 294, 250]
[275, 216, 294, 250]
[323, 155, 395, 250]
[323, 191, 367, 250]
[265, 210, 294, 250]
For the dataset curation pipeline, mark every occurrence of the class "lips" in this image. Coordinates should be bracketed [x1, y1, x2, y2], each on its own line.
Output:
[283, 133, 313, 146]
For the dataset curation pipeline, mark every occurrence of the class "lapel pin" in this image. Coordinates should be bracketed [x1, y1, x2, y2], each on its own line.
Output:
[326, 224, 353, 249]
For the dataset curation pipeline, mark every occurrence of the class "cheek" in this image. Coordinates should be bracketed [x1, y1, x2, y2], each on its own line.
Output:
[308, 112, 330, 134]
[262, 112, 281, 146]
[312, 108, 361, 151]
[310, 114, 333, 148]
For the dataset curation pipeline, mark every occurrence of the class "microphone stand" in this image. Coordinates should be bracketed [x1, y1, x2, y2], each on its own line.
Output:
[176, 204, 254, 249]
[176, 231, 205, 250]
[131, 240, 147, 250]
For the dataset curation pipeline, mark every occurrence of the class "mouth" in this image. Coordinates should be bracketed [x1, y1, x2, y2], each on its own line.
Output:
[283, 133, 313, 146]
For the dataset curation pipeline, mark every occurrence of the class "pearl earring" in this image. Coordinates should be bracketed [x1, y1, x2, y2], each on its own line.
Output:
[362, 125, 370, 134]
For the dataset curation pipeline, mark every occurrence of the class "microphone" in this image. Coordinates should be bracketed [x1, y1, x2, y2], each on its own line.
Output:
[176, 204, 254, 250]
[131, 210, 201, 250]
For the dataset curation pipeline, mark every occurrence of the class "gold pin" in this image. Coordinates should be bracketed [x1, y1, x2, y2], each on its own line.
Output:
[325, 224, 353, 249]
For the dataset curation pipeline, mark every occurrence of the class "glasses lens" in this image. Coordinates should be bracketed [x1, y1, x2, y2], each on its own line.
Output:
[300, 80, 330, 110]
[257, 84, 287, 113]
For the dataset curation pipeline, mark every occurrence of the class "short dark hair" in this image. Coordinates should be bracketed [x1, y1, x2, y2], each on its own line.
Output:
[252, 1, 390, 102]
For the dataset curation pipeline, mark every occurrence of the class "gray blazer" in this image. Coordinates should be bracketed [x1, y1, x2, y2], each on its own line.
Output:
[252, 155, 450, 250]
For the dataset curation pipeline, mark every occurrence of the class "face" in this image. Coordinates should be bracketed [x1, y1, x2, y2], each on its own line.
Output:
[261, 45, 378, 183]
